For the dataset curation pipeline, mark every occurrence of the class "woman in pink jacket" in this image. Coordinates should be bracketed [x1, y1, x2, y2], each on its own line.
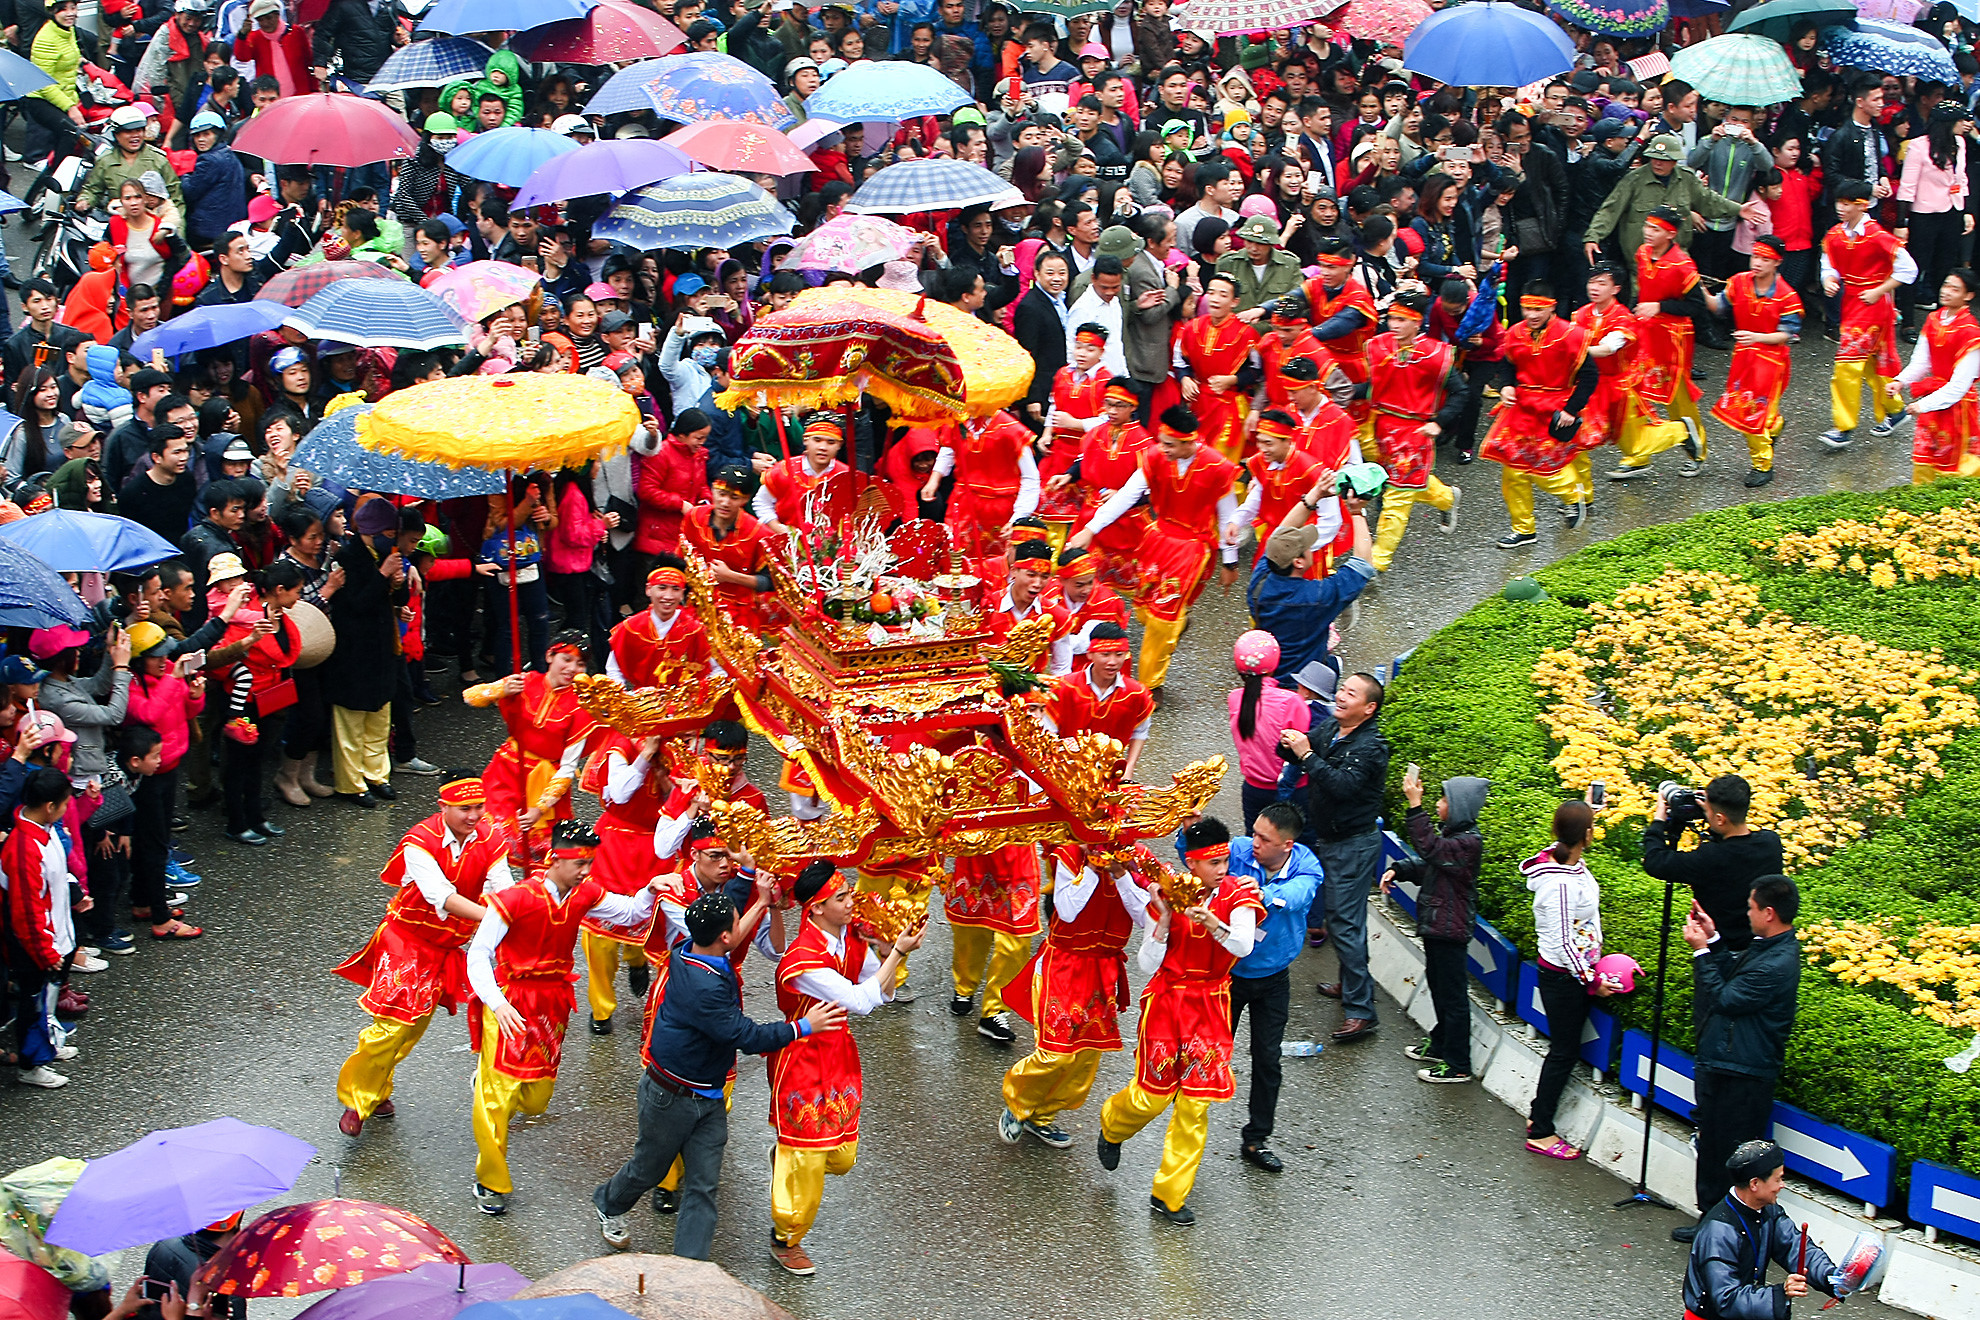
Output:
[546, 466, 617, 662]
[124, 624, 203, 938]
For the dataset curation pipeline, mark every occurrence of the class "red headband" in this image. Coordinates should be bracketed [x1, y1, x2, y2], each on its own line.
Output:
[1256, 416, 1297, 442]
[549, 841, 597, 859]
[1316, 252, 1354, 269]
[1086, 633, 1130, 654]
[1074, 328, 1107, 346]
[548, 641, 584, 660]
[1643, 214, 1678, 234]
[439, 777, 485, 806]
[648, 567, 687, 588]
[688, 833, 728, 852]
[1157, 424, 1194, 445]
[1271, 309, 1309, 325]
[1105, 383, 1138, 404]
[1056, 551, 1101, 578]
[1184, 841, 1230, 861]
[1519, 295, 1556, 310]
[1012, 554, 1052, 572]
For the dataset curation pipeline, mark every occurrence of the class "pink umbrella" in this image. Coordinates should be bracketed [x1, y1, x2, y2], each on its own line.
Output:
[422, 261, 543, 324]
[1329, 0, 1433, 47]
[663, 118, 816, 175]
[778, 213, 923, 273]
[232, 93, 421, 168]
[509, 0, 687, 62]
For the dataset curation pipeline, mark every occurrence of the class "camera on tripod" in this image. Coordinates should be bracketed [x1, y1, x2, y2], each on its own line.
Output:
[1659, 781, 1706, 829]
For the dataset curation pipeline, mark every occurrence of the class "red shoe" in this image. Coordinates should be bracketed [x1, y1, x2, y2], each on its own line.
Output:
[339, 1108, 364, 1137]
[374, 1098, 396, 1117]
[56, 987, 89, 1017]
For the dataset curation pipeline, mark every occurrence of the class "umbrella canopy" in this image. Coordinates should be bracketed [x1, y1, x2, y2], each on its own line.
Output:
[295, 404, 511, 499]
[846, 157, 1012, 214]
[0, 49, 56, 101]
[364, 36, 491, 92]
[0, 510, 179, 574]
[509, 0, 687, 62]
[587, 52, 795, 128]
[232, 93, 421, 169]
[202, 1200, 469, 1300]
[417, 0, 596, 34]
[293, 1264, 531, 1320]
[1822, 16, 1959, 80]
[1852, 0, 1925, 18]
[0, 1248, 67, 1320]
[42, 1119, 315, 1258]
[422, 261, 543, 325]
[1727, 0, 1858, 41]
[133, 301, 289, 359]
[0, 541, 88, 629]
[455, 1298, 635, 1320]
[594, 175, 793, 251]
[1167, 0, 1342, 36]
[513, 1255, 794, 1320]
[1545, 0, 1669, 38]
[1006, 0, 1120, 14]
[662, 119, 814, 174]
[512, 139, 695, 208]
[1402, 1, 1577, 86]
[801, 60, 971, 123]
[284, 280, 472, 350]
[779, 213, 922, 273]
[255, 261, 406, 308]
[363, 375, 638, 472]
[1668, 33, 1804, 105]
[1328, 0, 1433, 46]
[447, 126, 581, 188]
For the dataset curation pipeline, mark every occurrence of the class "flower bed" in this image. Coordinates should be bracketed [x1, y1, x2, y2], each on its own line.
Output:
[1382, 480, 1980, 1187]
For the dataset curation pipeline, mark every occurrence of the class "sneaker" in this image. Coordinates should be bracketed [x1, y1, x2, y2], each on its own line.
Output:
[977, 1013, 1016, 1044]
[1023, 1118, 1074, 1149]
[589, 1017, 614, 1036]
[1150, 1196, 1196, 1226]
[473, 1184, 507, 1216]
[1402, 1036, 1442, 1063]
[1561, 500, 1587, 530]
[1607, 463, 1651, 481]
[16, 1066, 67, 1089]
[1417, 1061, 1474, 1083]
[1496, 532, 1537, 550]
[253, 820, 286, 838]
[1097, 1135, 1121, 1170]
[226, 829, 269, 846]
[1819, 428, 1854, 450]
[890, 976, 918, 1004]
[598, 1207, 631, 1249]
[168, 846, 194, 864]
[1678, 458, 1704, 478]
[165, 892, 189, 907]
[771, 1238, 816, 1276]
[394, 758, 442, 776]
[996, 1106, 1023, 1145]
[1437, 486, 1461, 534]
[70, 952, 108, 973]
[166, 862, 201, 887]
[100, 933, 136, 956]
[1871, 409, 1910, 438]
[52, 1045, 78, 1061]
[948, 994, 974, 1018]
[1680, 416, 1703, 460]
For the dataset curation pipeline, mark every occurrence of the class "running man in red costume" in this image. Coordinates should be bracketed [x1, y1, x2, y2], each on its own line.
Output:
[1483, 284, 1597, 548]
[927, 407, 1040, 560]
[1612, 205, 1708, 479]
[1254, 293, 1332, 412]
[1707, 237, 1803, 488]
[1235, 410, 1325, 576]
[1364, 291, 1463, 571]
[1574, 264, 1688, 496]
[1041, 543, 1130, 670]
[1278, 354, 1360, 471]
[1036, 324, 1115, 550]
[1044, 382, 1150, 597]
[681, 466, 776, 631]
[1821, 179, 1918, 450]
[462, 631, 596, 865]
[1898, 268, 1980, 483]
[577, 731, 671, 1034]
[1302, 236, 1378, 436]
[754, 416, 849, 535]
[1174, 273, 1260, 462]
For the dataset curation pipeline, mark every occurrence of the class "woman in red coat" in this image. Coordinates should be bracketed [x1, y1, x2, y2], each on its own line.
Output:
[634, 410, 711, 560]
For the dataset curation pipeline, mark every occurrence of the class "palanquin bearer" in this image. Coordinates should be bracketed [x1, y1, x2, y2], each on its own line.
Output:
[1821, 179, 1917, 451]
[998, 845, 1153, 1149]
[578, 731, 673, 1033]
[465, 822, 660, 1216]
[1706, 236, 1803, 489]
[333, 770, 512, 1137]
[769, 861, 924, 1277]
[1612, 205, 1707, 480]
[1481, 282, 1597, 549]
[1095, 816, 1263, 1227]
[946, 828, 1043, 1047]
[1898, 268, 1980, 483]
[462, 630, 596, 866]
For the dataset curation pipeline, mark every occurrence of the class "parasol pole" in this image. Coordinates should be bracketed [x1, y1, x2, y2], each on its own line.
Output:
[507, 468, 523, 676]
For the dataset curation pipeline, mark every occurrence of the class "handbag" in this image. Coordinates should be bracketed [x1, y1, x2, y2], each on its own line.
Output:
[85, 771, 136, 834]
[255, 676, 299, 715]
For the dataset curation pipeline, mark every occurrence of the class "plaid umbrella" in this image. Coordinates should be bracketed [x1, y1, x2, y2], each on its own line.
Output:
[283, 280, 473, 350]
[1823, 16, 1958, 80]
[1328, 0, 1432, 47]
[846, 157, 1012, 214]
[296, 406, 510, 500]
[801, 60, 972, 122]
[586, 51, 795, 128]
[1668, 33, 1804, 105]
[364, 36, 490, 92]
[255, 261, 407, 308]
[594, 175, 794, 251]
[1545, 0, 1669, 39]
[1168, 0, 1342, 37]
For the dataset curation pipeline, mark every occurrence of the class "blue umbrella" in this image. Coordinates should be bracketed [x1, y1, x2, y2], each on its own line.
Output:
[0, 48, 55, 100]
[133, 301, 289, 360]
[283, 279, 473, 351]
[295, 405, 509, 499]
[0, 539, 88, 628]
[1822, 17, 1959, 81]
[0, 190, 26, 216]
[417, 0, 597, 35]
[43, 1118, 315, 1256]
[455, 1298, 637, 1320]
[803, 60, 971, 123]
[0, 510, 181, 573]
[447, 125, 581, 188]
[512, 138, 695, 208]
[366, 36, 493, 93]
[595, 174, 793, 251]
[1401, 0, 1577, 87]
[586, 51, 795, 128]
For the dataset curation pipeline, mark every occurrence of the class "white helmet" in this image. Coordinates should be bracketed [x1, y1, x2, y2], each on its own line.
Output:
[552, 114, 595, 137]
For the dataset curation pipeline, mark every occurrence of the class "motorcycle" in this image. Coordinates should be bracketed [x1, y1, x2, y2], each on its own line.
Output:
[30, 201, 110, 287]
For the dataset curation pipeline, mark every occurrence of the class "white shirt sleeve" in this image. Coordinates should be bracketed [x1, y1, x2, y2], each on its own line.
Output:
[402, 844, 459, 918]
[751, 482, 779, 523]
[1136, 924, 1169, 974]
[1214, 904, 1258, 958]
[1081, 468, 1149, 535]
[659, 898, 691, 950]
[605, 650, 627, 685]
[1820, 250, 1838, 285]
[1913, 347, 1980, 413]
[1897, 330, 1936, 388]
[587, 886, 657, 928]
[1233, 475, 1263, 526]
[793, 944, 891, 1014]
[1590, 329, 1628, 358]
[1010, 446, 1040, 520]
[1117, 871, 1154, 928]
[1051, 859, 1102, 922]
[465, 909, 510, 1015]
[931, 446, 957, 477]
[604, 749, 650, 806]
[1894, 245, 1920, 285]
[653, 811, 696, 861]
[1216, 490, 1240, 564]
[485, 856, 513, 894]
[1044, 629, 1074, 677]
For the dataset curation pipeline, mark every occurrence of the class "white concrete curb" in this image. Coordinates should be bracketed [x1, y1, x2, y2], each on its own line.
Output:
[1367, 901, 1980, 1320]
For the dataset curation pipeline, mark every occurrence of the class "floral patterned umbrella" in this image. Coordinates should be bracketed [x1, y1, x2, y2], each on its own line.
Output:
[1545, 0, 1669, 39]
[421, 260, 542, 325]
[778, 214, 923, 274]
[1328, 0, 1432, 47]
[199, 1200, 468, 1300]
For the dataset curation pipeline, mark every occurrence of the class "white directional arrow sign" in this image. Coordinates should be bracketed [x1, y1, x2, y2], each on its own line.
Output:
[1930, 1183, 1980, 1228]
[1527, 985, 1601, 1043]
[1633, 1050, 1696, 1106]
[1468, 935, 1496, 974]
[1773, 1120, 1872, 1183]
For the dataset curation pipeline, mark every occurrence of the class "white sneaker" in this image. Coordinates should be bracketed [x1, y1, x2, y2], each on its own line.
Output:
[17, 1066, 68, 1089]
[52, 1045, 77, 1061]
[70, 953, 108, 973]
[79, 946, 100, 958]
[598, 1207, 630, 1250]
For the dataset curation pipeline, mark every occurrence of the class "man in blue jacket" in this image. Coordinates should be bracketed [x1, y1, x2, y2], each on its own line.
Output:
[182, 111, 246, 251]
[1683, 1140, 1847, 1318]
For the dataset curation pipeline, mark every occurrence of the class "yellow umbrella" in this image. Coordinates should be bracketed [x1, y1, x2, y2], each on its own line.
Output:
[362, 374, 638, 472]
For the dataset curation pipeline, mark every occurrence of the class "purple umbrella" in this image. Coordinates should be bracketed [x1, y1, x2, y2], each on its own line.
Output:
[43, 1118, 315, 1256]
[293, 1262, 531, 1320]
[512, 138, 695, 209]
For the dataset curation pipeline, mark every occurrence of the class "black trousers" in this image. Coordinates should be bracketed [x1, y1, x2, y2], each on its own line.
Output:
[130, 768, 176, 919]
[223, 711, 284, 835]
[1907, 210, 1965, 326]
[79, 819, 131, 943]
[1694, 1065, 1777, 1212]
[594, 1074, 729, 1259]
[389, 658, 418, 767]
[1528, 964, 1592, 1139]
[1422, 935, 1471, 1073]
[1229, 967, 1291, 1146]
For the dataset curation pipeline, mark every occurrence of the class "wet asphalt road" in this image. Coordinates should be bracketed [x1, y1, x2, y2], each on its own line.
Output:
[0, 290, 1923, 1320]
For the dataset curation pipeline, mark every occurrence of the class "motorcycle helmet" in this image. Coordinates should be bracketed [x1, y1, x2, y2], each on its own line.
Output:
[172, 252, 208, 307]
[88, 242, 114, 272]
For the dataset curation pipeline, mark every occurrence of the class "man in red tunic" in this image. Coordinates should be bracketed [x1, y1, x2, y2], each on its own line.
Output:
[1096, 817, 1264, 1225]
[607, 561, 716, 690]
[462, 632, 597, 865]
[1614, 207, 1708, 479]
[333, 772, 512, 1136]
[578, 731, 672, 1033]
[1254, 293, 1332, 411]
[1235, 410, 1326, 576]
[1041, 621, 1154, 776]
[1036, 325, 1114, 549]
[681, 466, 775, 632]
[770, 861, 924, 1276]
[1040, 543, 1130, 669]
[1174, 272, 1260, 462]
[998, 844, 1153, 1149]
[1364, 291, 1463, 572]
[1066, 407, 1240, 699]
[1821, 180, 1918, 449]
[1279, 354, 1360, 472]
[1707, 237, 1803, 487]
[927, 407, 1039, 560]
[753, 416, 850, 535]
[980, 537, 1073, 674]
[1045, 382, 1149, 596]
[1302, 237, 1379, 435]
[1482, 285, 1596, 549]
[466, 822, 661, 1215]
[1898, 268, 1980, 482]
[1574, 264, 1687, 492]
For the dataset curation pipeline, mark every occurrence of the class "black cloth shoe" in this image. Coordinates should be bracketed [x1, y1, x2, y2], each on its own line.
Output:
[628, 964, 651, 998]
[977, 1013, 1016, 1044]
[336, 791, 378, 810]
[650, 1188, 678, 1215]
[1150, 1196, 1195, 1226]
[1671, 1224, 1698, 1243]
[1241, 1144, 1284, 1173]
[1745, 468, 1774, 488]
[369, 781, 397, 802]
[1097, 1135, 1121, 1170]
[589, 1016, 613, 1035]
[225, 829, 268, 846]
[949, 994, 974, 1017]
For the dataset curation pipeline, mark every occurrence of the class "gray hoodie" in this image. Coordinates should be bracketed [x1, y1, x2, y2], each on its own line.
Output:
[1442, 775, 1491, 833]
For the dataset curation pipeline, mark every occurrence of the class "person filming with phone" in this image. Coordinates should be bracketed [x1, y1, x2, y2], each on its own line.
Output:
[1640, 774, 1783, 955]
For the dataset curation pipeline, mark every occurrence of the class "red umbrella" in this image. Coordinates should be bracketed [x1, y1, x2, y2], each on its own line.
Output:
[200, 1199, 469, 1299]
[255, 261, 407, 308]
[662, 119, 816, 175]
[0, 1250, 67, 1320]
[232, 93, 422, 169]
[509, 0, 687, 62]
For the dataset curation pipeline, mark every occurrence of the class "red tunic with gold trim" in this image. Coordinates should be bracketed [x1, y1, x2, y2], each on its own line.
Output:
[481, 672, 596, 851]
[946, 844, 1042, 936]
[946, 409, 1034, 560]
[1134, 444, 1238, 623]
[1302, 275, 1377, 422]
[1073, 420, 1152, 590]
[762, 455, 850, 532]
[771, 916, 868, 1148]
[1133, 871, 1266, 1099]
[467, 872, 606, 1080]
[1176, 313, 1259, 460]
[579, 737, 679, 942]
[332, 815, 510, 1024]
[1635, 244, 1703, 406]
[1037, 366, 1111, 524]
[1244, 448, 1323, 569]
[1258, 334, 1334, 408]
[982, 591, 1069, 652]
[608, 608, 712, 690]
[1711, 272, 1802, 438]
[1571, 300, 1645, 448]
[1911, 306, 1980, 473]
[1365, 332, 1454, 490]
[680, 505, 775, 632]
[1046, 670, 1154, 746]
[1040, 580, 1130, 670]
[1480, 316, 1588, 476]
[1004, 846, 1135, 1053]
[1294, 399, 1357, 470]
[1824, 220, 1904, 374]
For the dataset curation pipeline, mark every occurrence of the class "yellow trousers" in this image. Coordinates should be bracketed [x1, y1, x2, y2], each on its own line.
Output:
[582, 929, 649, 1022]
[1614, 401, 1693, 469]
[1133, 607, 1186, 691]
[1739, 417, 1781, 473]
[1570, 452, 1593, 501]
[1370, 475, 1455, 572]
[1003, 1047, 1102, 1124]
[470, 1009, 556, 1194]
[1915, 451, 1980, 484]
[951, 923, 1030, 1017]
[1831, 359, 1899, 433]
[1499, 464, 1585, 536]
[336, 1013, 432, 1118]
[771, 1140, 858, 1247]
[331, 704, 392, 794]
[1100, 1078, 1213, 1212]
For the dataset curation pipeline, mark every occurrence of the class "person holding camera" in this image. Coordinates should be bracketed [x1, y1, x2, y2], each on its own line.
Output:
[1674, 874, 1804, 1243]
[1244, 470, 1375, 684]
[1642, 774, 1783, 954]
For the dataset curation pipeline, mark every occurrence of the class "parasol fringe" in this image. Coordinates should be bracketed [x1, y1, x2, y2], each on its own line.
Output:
[717, 375, 973, 424]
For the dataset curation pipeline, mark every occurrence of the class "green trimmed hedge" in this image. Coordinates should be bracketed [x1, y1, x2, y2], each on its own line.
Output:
[1383, 479, 1980, 1188]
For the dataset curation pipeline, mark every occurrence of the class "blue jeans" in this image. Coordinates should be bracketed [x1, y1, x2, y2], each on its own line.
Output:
[1312, 830, 1382, 1021]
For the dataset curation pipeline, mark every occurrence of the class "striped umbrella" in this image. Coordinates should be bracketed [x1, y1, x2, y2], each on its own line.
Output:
[1668, 33, 1804, 105]
[1168, 0, 1343, 37]
[254, 260, 407, 308]
[846, 157, 1013, 214]
[1545, 0, 1669, 39]
[283, 280, 473, 351]
[586, 52, 795, 128]
[295, 406, 509, 500]
[364, 36, 490, 92]
[447, 125, 580, 187]
[801, 60, 972, 123]
[1822, 17, 1958, 81]
[1328, 0, 1432, 46]
[594, 175, 794, 251]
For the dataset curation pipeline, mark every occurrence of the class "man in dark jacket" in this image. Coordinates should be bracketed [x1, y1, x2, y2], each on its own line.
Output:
[1492, 111, 1568, 305]
[1677, 875, 1803, 1242]
[944, 205, 1018, 321]
[181, 111, 246, 249]
[141, 1215, 245, 1320]
[324, 499, 411, 806]
[309, 0, 398, 86]
[1385, 769, 1488, 1083]
[1683, 1140, 1845, 1318]
[177, 478, 247, 626]
[1642, 774, 1784, 954]
[1277, 671, 1391, 1042]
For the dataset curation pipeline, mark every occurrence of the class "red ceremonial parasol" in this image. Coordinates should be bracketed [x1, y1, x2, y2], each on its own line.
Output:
[255, 261, 407, 309]
[0, 1249, 68, 1320]
[200, 1200, 469, 1300]
[509, 0, 687, 62]
[662, 118, 817, 175]
[232, 93, 422, 169]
